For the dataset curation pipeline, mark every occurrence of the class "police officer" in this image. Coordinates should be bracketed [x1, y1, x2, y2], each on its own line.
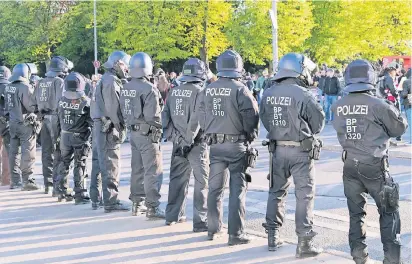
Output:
[95, 50, 130, 213]
[198, 50, 259, 245]
[35, 56, 73, 195]
[332, 59, 407, 264]
[0, 66, 11, 186]
[120, 52, 165, 219]
[89, 77, 103, 209]
[164, 58, 209, 230]
[56, 72, 93, 204]
[260, 53, 324, 257]
[5, 64, 39, 190]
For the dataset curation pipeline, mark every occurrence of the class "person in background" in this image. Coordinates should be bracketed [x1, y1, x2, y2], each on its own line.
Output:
[323, 68, 341, 123]
[244, 72, 254, 92]
[156, 69, 170, 102]
[401, 68, 411, 143]
[254, 69, 268, 104]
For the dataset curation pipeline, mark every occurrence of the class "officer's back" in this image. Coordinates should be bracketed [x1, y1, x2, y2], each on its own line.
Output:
[167, 82, 200, 135]
[121, 77, 162, 128]
[261, 78, 324, 141]
[332, 84, 406, 162]
[202, 77, 254, 135]
[5, 66, 36, 123]
[36, 76, 64, 114]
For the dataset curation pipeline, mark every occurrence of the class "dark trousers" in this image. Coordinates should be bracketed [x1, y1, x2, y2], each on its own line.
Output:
[343, 158, 401, 264]
[265, 146, 315, 237]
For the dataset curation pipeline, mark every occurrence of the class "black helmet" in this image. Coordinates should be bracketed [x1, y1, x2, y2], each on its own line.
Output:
[46, 56, 73, 77]
[103, 50, 131, 79]
[129, 52, 153, 78]
[216, 50, 244, 78]
[344, 59, 376, 93]
[9, 63, 32, 83]
[0, 66, 11, 84]
[64, 72, 86, 99]
[179, 58, 207, 83]
[273, 53, 316, 86]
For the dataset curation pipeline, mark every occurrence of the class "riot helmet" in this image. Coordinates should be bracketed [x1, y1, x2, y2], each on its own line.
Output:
[103, 50, 130, 79]
[273, 53, 316, 86]
[46, 56, 73, 78]
[0, 66, 11, 84]
[344, 59, 376, 93]
[64, 72, 86, 99]
[216, 50, 244, 78]
[179, 58, 207, 83]
[129, 52, 153, 79]
[9, 63, 33, 83]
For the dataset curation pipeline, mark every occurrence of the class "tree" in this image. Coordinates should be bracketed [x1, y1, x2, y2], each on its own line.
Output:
[0, 1, 73, 67]
[306, 0, 412, 66]
[226, 0, 314, 66]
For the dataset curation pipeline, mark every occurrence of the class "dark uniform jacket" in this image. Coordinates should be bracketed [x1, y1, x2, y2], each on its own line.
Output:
[332, 92, 407, 162]
[198, 77, 259, 139]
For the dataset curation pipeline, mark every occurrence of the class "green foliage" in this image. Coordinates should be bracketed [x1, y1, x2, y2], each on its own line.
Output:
[0, 0, 410, 72]
[0, 1, 72, 66]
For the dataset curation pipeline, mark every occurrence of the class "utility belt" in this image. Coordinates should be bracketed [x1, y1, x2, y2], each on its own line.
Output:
[342, 150, 399, 213]
[204, 133, 246, 145]
[61, 130, 88, 138]
[270, 137, 323, 160]
[128, 123, 162, 143]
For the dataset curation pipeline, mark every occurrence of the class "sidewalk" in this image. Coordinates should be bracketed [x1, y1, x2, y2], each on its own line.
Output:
[0, 187, 353, 264]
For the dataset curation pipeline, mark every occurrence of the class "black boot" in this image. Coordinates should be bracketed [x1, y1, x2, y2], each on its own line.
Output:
[207, 231, 223, 240]
[296, 235, 323, 258]
[383, 243, 401, 264]
[21, 179, 39, 191]
[104, 201, 130, 213]
[132, 202, 147, 216]
[262, 223, 283, 251]
[57, 192, 74, 202]
[166, 216, 187, 225]
[10, 182, 22, 189]
[146, 207, 165, 219]
[75, 194, 91, 205]
[228, 233, 251, 246]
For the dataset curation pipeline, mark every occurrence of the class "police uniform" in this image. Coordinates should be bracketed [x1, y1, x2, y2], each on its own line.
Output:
[164, 58, 209, 230]
[56, 72, 93, 204]
[35, 56, 72, 194]
[120, 52, 165, 219]
[5, 64, 38, 190]
[332, 59, 407, 264]
[260, 53, 324, 257]
[0, 66, 11, 186]
[95, 50, 130, 213]
[198, 50, 259, 245]
[89, 80, 103, 209]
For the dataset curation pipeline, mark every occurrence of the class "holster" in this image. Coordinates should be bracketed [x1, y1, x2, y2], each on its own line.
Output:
[244, 146, 258, 183]
[379, 157, 400, 213]
[100, 117, 113, 133]
[174, 145, 192, 158]
[301, 137, 323, 160]
[149, 126, 162, 143]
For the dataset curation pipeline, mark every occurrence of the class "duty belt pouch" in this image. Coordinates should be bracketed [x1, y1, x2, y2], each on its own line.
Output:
[379, 157, 400, 212]
[216, 134, 225, 144]
[101, 117, 112, 133]
[139, 124, 150, 136]
[246, 147, 258, 168]
[310, 139, 323, 160]
[149, 126, 162, 143]
[229, 135, 239, 143]
[300, 137, 313, 152]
